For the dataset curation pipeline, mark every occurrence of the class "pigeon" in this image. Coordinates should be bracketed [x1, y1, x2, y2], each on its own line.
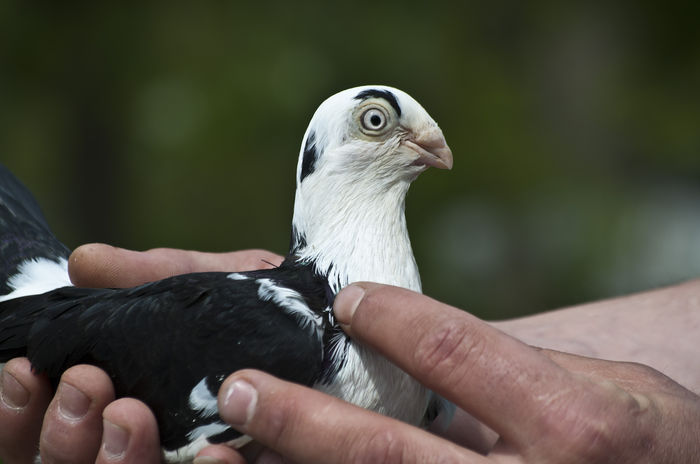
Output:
[0, 85, 453, 462]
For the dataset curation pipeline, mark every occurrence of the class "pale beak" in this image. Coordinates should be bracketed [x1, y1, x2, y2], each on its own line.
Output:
[404, 128, 453, 170]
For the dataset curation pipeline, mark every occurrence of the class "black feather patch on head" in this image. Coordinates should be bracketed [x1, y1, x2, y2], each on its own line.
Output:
[354, 89, 402, 117]
[299, 131, 318, 183]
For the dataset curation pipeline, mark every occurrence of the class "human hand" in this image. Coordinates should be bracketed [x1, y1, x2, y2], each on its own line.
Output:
[0, 243, 282, 464]
[207, 283, 700, 463]
[0, 358, 162, 463]
[67, 243, 283, 288]
[5, 245, 699, 463]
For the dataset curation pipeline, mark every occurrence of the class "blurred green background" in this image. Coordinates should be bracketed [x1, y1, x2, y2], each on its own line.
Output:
[1, 2, 699, 320]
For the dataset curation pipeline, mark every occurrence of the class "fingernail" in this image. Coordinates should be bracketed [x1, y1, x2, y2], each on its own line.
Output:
[58, 382, 90, 421]
[0, 370, 29, 409]
[102, 419, 129, 460]
[333, 284, 365, 324]
[220, 379, 257, 427]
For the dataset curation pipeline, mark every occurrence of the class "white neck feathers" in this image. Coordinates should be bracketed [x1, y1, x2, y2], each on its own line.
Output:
[291, 172, 421, 294]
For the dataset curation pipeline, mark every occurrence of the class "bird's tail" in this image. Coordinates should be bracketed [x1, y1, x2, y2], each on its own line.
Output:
[0, 164, 72, 302]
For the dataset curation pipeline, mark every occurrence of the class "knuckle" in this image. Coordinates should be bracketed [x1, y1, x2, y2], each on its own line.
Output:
[618, 361, 679, 391]
[619, 361, 658, 379]
[534, 386, 642, 461]
[412, 318, 485, 383]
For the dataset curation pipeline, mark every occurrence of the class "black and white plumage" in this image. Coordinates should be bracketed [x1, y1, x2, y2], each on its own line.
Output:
[0, 85, 453, 462]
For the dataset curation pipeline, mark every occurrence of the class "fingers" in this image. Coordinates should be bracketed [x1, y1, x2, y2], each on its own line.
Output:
[68, 243, 284, 288]
[38, 364, 161, 464]
[96, 398, 161, 464]
[195, 444, 247, 464]
[217, 370, 478, 464]
[1, 361, 162, 463]
[332, 283, 632, 450]
[39, 364, 115, 463]
[430, 407, 498, 455]
[0, 358, 52, 463]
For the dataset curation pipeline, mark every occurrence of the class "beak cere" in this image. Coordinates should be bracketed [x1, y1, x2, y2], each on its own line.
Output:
[404, 128, 454, 170]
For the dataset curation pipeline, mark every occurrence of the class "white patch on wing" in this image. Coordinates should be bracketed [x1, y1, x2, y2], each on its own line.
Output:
[162, 434, 211, 463]
[256, 278, 322, 336]
[227, 272, 249, 280]
[188, 377, 218, 418]
[226, 434, 254, 449]
[162, 426, 253, 462]
[186, 421, 230, 442]
[0, 257, 71, 302]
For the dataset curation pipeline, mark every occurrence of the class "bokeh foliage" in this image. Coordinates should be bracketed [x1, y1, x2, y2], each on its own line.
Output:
[1, 2, 699, 319]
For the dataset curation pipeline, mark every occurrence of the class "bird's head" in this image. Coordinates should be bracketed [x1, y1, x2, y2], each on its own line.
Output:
[295, 85, 453, 189]
[290, 86, 452, 290]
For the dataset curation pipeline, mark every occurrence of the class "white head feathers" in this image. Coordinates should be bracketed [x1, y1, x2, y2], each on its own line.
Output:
[290, 85, 452, 293]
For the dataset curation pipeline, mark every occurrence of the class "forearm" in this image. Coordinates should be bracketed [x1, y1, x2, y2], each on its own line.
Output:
[492, 279, 700, 393]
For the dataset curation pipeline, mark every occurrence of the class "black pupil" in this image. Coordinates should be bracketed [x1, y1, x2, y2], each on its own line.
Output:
[370, 114, 382, 127]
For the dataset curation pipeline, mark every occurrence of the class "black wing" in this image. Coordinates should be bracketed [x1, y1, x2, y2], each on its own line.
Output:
[0, 164, 70, 294]
[0, 261, 331, 450]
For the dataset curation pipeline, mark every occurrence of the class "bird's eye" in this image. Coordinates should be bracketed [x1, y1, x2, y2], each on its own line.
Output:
[361, 108, 388, 132]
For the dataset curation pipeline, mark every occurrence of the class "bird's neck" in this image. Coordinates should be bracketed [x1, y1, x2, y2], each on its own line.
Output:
[290, 175, 421, 294]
